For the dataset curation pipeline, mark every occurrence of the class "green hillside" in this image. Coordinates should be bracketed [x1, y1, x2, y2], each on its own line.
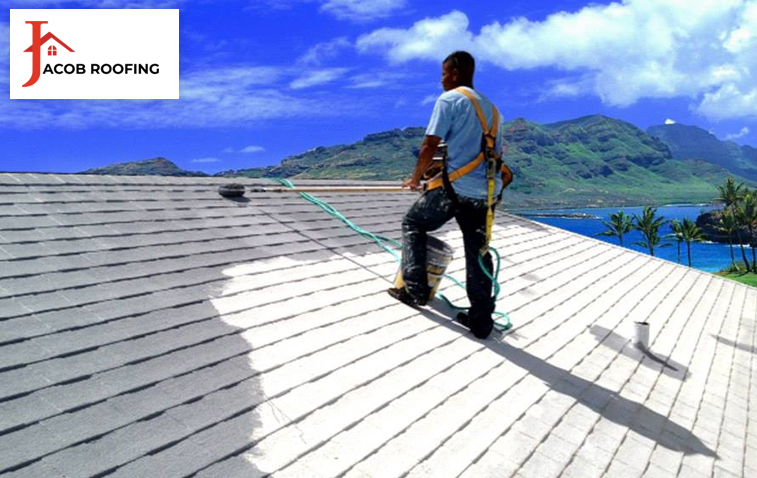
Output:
[647, 123, 757, 181]
[218, 128, 427, 180]
[82, 158, 208, 177]
[83, 116, 757, 209]
[227, 115, 750, 208]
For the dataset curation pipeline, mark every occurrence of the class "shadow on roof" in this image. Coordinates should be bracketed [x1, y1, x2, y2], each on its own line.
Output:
[487, 338, 716, 457]
[591, 325, 690, 379]
[417, 303, 716, 459]
[712, 334, 756, 354]
[221, 196, 252, 204]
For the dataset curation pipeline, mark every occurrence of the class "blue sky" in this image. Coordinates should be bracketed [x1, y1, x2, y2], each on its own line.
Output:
[2, 0, 757, 174]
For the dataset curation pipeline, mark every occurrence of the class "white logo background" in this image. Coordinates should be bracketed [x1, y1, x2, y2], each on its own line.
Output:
[10, 9, 179, 100]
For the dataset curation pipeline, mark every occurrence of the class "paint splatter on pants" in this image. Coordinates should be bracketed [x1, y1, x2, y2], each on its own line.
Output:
[401, 187, 495, 337]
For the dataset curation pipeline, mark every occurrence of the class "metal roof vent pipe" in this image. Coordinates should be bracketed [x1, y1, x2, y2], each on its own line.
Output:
[634, 321, 650, 350]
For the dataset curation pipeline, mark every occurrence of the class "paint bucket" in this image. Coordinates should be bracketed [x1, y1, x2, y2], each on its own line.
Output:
[634, 321, 650, 350]
[394, 235, 454, 302]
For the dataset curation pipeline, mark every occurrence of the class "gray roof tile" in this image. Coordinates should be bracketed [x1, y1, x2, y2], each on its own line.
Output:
[0, 314, 55, 345]
[0, 297, 33, 321]
[0, 174, 22, 185]
[35, 413, 191, 478]
[1, 172, 755, 478]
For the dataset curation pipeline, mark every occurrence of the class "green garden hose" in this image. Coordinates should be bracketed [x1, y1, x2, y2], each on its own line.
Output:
[273, 178, 512, 331]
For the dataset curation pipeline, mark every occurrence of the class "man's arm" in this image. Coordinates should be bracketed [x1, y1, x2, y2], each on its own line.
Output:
[403, 135, 441, 191]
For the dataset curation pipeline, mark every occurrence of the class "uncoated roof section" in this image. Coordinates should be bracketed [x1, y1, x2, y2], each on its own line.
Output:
[0, 172, 755, 478]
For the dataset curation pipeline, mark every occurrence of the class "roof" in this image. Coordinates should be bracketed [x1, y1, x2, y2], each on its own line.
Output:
[0, 172, 754, 478]
[23, 33, 75, 53]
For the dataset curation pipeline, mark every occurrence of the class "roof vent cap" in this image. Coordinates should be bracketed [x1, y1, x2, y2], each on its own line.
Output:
[218, 183, 246, 198]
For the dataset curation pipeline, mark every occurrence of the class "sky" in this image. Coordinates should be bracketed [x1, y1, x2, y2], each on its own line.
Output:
[2, 0, 757, 174]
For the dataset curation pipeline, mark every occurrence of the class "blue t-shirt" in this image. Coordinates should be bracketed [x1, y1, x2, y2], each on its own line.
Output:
[425, 87, 504, 200]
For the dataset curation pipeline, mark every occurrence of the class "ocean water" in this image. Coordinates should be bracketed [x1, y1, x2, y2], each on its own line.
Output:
[513, 204, 742, 273]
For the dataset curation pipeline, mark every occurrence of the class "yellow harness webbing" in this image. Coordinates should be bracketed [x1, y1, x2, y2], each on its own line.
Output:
[425, 87, 509, 191]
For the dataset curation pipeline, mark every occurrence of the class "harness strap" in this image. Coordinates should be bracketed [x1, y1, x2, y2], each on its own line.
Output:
[426, 154, 513, 191]
[425, 152, 484, 190]
[425, 87, 502, 192]
[455, 87, 499, 142]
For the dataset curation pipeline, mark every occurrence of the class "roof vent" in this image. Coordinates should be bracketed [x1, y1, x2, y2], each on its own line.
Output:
[218, 183, 246, 198]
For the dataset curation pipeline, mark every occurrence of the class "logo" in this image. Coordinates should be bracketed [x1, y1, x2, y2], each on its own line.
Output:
[22, 21, 75, 88]
[10, 9, 179, 100]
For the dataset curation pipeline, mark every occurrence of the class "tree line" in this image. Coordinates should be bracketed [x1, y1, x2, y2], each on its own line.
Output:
[596, 177, 757, 271]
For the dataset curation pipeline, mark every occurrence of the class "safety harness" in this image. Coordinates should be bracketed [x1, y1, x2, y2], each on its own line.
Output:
[424, 86, 513, 253]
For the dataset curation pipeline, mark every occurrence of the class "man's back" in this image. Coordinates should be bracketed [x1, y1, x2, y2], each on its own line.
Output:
[426, 86, 504, 200]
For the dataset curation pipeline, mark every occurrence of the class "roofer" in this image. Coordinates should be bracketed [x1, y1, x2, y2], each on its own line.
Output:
[388, 50, 509, 340]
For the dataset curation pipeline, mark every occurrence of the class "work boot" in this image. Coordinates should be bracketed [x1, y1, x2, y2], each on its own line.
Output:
[456, 312, 493, 339]
[387, 287, 427, 307]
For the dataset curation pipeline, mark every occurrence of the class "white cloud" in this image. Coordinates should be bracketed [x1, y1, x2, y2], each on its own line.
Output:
[249, 0, 404, 22]
[546, 83, 582, 99]
[0, 23, 7, 55]
[289, 68, 348, 89]
[321, 0, 406, 22]
[298, 37, 351, 65]
[697, 83, 757, 120]
[5, 0, 184, 6]
[180, 66, 284, 100]
[0, 65, 349, 129]
[0, 22, 8, 86]
[191, 157, 221, 163]
[538, 75, 593, 102]
[726, 126, 750, 139]
[358, 11, 472, 63]
[239, 145, 265, 153]
[222, 145, 265, 153]
[347, 71, 412, 89]
[421, 94, 437, 105]
[347, 74, 383, 89]
[665, 119, 676, 125]
[357, 1, 757, 120]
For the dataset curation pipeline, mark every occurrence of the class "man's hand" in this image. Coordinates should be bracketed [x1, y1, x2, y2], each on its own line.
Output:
[404, 135, 441, 192]
[402, 177, 423, 191]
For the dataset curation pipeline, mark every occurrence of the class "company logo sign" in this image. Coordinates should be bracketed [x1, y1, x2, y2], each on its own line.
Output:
[10, 10, 178, 99]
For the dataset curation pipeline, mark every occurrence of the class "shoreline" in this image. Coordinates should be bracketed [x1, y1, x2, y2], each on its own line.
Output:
[515, 212, 601, 220]
[503, 201, 718, 214]
[509, 202, 717, 215]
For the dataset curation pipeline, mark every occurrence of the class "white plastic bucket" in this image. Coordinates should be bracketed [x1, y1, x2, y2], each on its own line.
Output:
[394, 235, 454, 302]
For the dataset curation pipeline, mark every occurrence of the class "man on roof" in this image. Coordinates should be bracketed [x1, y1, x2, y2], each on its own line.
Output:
[388, 50, 507, 340]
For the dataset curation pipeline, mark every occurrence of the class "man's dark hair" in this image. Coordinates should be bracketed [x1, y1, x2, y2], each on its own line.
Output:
[444, 51, 475, 84]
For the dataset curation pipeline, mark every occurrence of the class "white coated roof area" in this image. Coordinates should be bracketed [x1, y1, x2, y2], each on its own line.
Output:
[0, 172, 755, 478]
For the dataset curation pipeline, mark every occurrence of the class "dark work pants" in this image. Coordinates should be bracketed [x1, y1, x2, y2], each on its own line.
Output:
[401, 187, 495, 337]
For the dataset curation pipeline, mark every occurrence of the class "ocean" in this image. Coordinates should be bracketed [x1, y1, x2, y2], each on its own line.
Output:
[512, 204, 739, 273]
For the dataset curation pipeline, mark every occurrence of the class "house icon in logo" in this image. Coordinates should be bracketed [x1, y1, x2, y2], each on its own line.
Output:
[24, 31, 74, 56]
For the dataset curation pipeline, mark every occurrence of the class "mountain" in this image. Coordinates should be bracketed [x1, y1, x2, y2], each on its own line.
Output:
[217, 128, 427, 180]
[647, 123, 757, 181]
[228, 115, 749, 208]
[81, 158, 208, 177]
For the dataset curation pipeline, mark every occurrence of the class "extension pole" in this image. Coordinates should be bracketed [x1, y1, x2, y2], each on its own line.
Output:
[255, 186, 412, 194]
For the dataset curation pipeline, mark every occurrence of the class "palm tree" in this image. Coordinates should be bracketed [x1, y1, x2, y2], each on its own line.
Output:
[735, 191, 757, 272]
[716, 209, 738, 265]
[633, 206, 670, 257]
[719, 178, 751, 269]
[680, 218, 705, 267]
[669, 220, 684, 264]
[597, 210, 634, 247]
[717, 177, 746, 209]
